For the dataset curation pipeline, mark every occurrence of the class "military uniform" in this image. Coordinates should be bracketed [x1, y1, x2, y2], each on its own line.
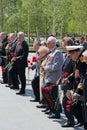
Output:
[61, 54, 76, 127]
[42, 46, 63, 118]
[65, 45, 87, 128]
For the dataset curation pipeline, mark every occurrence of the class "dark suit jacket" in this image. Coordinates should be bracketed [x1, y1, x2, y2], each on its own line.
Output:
[15, 40, 28, 68]
[62, 55, 76, 93]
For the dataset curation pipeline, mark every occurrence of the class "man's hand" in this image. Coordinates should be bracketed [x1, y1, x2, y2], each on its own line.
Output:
[62, 78, 69, 85]
[28, 64, 32, 69]
[72, 93, 83, 101]
[56, 79, 60, 85]
[75, 69, 80, 79]
[11, 57, 16, 62]
[43, 66, 48, 71]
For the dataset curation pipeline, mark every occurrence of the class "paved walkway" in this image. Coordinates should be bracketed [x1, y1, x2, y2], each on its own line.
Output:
[0, 53, 83, 130]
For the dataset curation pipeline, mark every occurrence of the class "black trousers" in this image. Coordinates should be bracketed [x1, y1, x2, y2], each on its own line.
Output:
[2, 70, 8, 83]
[63, 95, 83, 125]
[10, 66, 26, 92]
[8, 66, 19, 88]
[63, 96, 75, 125]
[16, 67, 26, 92]
[31, 76, 40, 101]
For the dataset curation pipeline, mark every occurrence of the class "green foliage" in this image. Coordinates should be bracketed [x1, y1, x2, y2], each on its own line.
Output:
[0, 0, 87, 35]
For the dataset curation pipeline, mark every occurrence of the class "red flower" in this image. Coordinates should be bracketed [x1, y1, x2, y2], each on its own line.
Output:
[66, 105, 70, 112]
[41, 87, 45, 91]
[1, 67, 6, 73]
[32, 56, 37, 62]
[45, 87, 52, 92]
[66, 100, 73, 105]
[30, 62, 33, 65]
[27, 59, 31, 63]
[62, 72, 68, 78]
[11, 53, 17, 57]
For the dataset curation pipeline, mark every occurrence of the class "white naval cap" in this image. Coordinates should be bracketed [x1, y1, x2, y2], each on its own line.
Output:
[82, 50, 87, 57]
[66, 45, 83, 53]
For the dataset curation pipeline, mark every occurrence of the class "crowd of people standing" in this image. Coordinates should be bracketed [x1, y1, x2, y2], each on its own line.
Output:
[0, 32, 87, 130]
[0, 32, 28, 94]
[29, 35, 87, 130]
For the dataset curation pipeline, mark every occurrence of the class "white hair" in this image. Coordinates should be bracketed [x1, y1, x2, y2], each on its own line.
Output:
[9, 33, 16, 38]
[47, 36, 56, 44]
[0, 32, 7, 36]
[17, 32, 24, 37]
[82, 50, 87, 57]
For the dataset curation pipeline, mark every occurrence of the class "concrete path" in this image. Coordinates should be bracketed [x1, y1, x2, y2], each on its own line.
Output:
[0, 53, 83, 130]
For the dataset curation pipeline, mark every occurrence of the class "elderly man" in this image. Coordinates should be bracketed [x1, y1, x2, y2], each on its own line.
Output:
[59, 37, 77, 127]
[6, 33, 19, 89]
[29, 41, 41, 102]
[41, 36, 63, 118]
[11, 32, 28, 95]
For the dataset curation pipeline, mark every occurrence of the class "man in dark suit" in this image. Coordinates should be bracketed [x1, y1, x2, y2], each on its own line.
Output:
[11, 32, 28, 95]
[61, 37, 77, 127]
[6, 33, 19, 89]
[0, 32, 8, 84]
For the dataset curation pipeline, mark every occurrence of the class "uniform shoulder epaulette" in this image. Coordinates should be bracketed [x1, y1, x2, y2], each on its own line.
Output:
[77, 82, 83, 90]
[77, 55, 83, 63]
[79, 56, 84, 62]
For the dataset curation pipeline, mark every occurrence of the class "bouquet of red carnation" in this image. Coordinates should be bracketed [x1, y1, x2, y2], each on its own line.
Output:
[1, 67, 6, 73]
[62, 72, 68, 78]
[11, 52, 17, 57]
[65, 100, 73, 112]
[32, 56, 41, 62]
[27, 59, 31, 63]
[66, 100, 73, 105]
[45, 87, 52, 92]
[27, 59, 33, 66]
[32, 56, 37, 62]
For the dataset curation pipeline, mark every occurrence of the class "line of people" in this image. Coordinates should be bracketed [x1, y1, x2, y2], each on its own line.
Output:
[0, 32, 87, 129]
[29, 36, 87, 130]
[0, 32, 28, 95]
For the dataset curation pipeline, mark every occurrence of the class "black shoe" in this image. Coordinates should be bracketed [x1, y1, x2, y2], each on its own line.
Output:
[45, 110, 51, 114]
[36, 105, 46, 108]
[62, 122, 74, 127]
[16, 91, 25, 95]
[0, 81, 5, 84]
[5, 85, 9, 87]
[74, 122, 83, 127]
[10, 85, 14, 88]
[30, 99, 39, 102]
[42, 108, 49, 112]
[48, 113, 60, 119]
[10, 86, 19, 90]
